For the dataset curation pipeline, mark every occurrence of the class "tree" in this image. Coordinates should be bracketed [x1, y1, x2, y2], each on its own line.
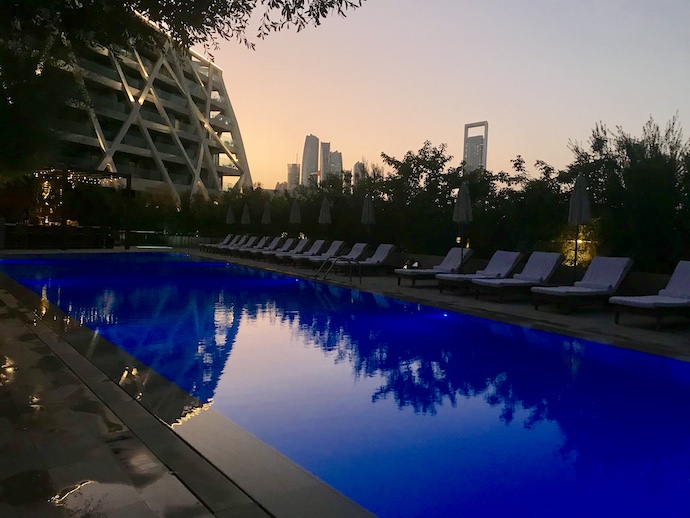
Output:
[566, 116, 690, 271]
[1, 1, 365, 51]
[0, 1, 365, 182]
[381, 142, 460, 254]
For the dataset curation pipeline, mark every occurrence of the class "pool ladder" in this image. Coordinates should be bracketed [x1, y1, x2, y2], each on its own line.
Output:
[314, 256, 360, 283]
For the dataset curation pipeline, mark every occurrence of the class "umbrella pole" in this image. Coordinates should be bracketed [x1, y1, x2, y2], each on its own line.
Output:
[459, 223, 464, 268]
[573, 224, 579, 283]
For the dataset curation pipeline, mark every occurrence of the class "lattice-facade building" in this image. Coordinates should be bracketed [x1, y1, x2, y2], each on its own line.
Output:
[58, 38, 252, 205]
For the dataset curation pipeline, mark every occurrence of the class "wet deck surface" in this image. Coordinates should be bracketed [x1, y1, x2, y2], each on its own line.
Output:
[1, 247, 689, 516]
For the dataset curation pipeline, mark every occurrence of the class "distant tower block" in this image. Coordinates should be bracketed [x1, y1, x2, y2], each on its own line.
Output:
[329, 151, 343, 178]
[320, 142, 331, 184]
[287, 163, 300, 190]
[302, 135, 319, 185]
[463, 121, 489, 172]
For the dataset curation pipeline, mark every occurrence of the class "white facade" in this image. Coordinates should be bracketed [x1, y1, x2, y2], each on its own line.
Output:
[58, 38, 252, 204]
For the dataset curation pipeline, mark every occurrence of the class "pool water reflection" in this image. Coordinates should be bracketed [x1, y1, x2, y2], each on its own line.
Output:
[2, 252, 690, 517]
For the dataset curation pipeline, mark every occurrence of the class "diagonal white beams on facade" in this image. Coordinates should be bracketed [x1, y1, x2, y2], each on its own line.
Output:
[108, 48, 181, 205]
[166, 55, 225, 197]
[95, 47, 166, 170]
[131, 47, 211, 199]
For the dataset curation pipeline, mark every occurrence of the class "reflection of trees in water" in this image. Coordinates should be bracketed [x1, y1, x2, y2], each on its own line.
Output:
[250, 278, 690, 502]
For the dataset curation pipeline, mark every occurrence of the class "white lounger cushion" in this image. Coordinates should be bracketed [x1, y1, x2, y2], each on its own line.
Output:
[608, 295, 690, 309]
[436, 250, 522, 281]
[307, 241, 345, 261]
[290, 239, 325, 258]
[609, 261, 690, 307]
[274, 239, 311, 258]
[394, 248, 473, 276]
[363, 244, 395, 265]
[658, 261, 690, 299]
[532, 256, 633, 297]
[531, 285, 614, 297]
[474, 277, 544, 288]
[313, 243, 368, 263]
[473, 252, 563, 288]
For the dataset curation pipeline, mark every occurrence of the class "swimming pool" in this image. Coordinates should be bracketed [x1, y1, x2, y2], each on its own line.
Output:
[2, 252, 690, 517]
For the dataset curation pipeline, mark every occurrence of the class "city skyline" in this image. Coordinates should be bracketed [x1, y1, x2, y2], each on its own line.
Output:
[196, 0, 690, 189]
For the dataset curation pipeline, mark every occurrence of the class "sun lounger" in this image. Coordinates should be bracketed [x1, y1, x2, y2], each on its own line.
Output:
[299, 240, 346, 267]
[472, 251, 564, 300]
[236, 235, 270, 254]
[394, 247, 474, 286]
[531, 256, 633, 310]
[358, 244, 396, 266]
[227, 235, 268, 256]
[314, 243, 369, 279]
[259, 238, 297, 260]
[609, 260, 690, 330]
[201, 233, 233, 252]
[217, 234, 251, 252]
[210, 234, 243, 252]
[348, 244, 397, 281]
[248, 236, 283, 257]
[436, 250, 523, 293]
[277, 239, 325, 263]
[271, 238, 311, 261]
[315, 242, 368, 266]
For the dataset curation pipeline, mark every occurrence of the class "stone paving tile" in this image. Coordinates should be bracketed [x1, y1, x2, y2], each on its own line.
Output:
[0, 299, 221, 518]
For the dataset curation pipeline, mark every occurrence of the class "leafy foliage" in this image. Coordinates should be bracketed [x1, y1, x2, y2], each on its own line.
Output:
[2, 117, 689, 272]
[0, 0, 365, 182]
[567, 116, 689, 271]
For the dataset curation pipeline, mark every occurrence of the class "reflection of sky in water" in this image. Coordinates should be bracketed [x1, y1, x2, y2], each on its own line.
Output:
[3, 253, 690, 517]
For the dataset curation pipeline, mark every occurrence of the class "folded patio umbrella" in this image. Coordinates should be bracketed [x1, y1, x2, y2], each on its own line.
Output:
[225, 204, 235, 225]
[261, 201, 271, 225]
[289, 200, 301, 225]
[568, 173, 591, 278]
[318, 197, 331, 225]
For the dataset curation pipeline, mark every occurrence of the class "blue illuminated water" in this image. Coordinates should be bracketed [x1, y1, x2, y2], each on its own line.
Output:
[2, 252, 690, 517]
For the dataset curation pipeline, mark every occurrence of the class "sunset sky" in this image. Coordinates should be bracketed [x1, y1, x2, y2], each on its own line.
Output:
[198, 0, 690, 188]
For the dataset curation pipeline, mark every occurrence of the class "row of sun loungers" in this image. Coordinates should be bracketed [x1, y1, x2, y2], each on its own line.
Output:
[202, 234, 397, 282]
[395, 247, 689, 330]
[202, 234, 689, 330]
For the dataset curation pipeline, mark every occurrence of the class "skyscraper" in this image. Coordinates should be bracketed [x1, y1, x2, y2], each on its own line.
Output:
[302, 135, 319, 185]
[353, 161, 366, 185]
[320, 142, 331, 184]
[287, 163, 300, 190]
[463, 121, 489, 172]
[329, 151, 343, 178]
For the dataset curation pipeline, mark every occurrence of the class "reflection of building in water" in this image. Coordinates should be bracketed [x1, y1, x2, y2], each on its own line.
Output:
[43, 278, 243, 423]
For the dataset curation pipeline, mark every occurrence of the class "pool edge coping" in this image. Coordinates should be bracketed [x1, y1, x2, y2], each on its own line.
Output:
[0, 269, 375, 518]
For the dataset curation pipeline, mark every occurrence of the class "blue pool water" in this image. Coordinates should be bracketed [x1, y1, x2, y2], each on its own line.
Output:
[2, 252, 690, 517]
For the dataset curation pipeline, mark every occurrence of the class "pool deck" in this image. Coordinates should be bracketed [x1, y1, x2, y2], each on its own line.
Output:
[1, 247, 689, 516]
